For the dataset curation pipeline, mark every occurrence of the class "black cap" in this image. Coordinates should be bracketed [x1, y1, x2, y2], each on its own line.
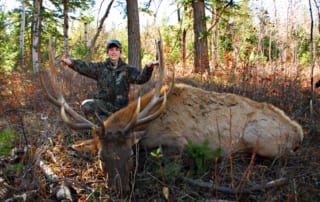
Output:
[107, 39, 122, 51]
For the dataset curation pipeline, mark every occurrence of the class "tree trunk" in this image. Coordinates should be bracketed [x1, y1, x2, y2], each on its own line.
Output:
[213, 0, 219, 70]
[309, 0, 315, 120]
[32, 0, 42, 74]
[268, 28, 272, 62]
[192, 0, 209, 73]
[257, 0, 264, 58]
[63, 0, 69, 56]
[272, 0, 279, 62]
[313, 0, 320, 33]
[127, 0, 141, 68]
[178, 5, 187, 73]
[19, 0, 26, 68]
[84, 22, 88, 47]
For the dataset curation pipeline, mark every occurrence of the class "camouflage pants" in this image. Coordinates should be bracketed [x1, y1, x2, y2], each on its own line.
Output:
[80, 99, 118, 121]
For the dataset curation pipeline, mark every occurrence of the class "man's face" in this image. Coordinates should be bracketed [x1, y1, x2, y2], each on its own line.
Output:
[107, 46, 121, 62]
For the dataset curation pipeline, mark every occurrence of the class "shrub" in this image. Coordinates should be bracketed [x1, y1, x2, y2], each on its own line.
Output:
[185, 139, 222, 175]
[0, 129, 14, 156]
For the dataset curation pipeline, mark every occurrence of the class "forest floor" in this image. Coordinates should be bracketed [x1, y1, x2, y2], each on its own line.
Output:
[0, 65, 319, 201]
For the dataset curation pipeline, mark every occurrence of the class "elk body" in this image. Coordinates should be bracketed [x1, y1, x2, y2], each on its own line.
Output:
[140, 83, 303, 158]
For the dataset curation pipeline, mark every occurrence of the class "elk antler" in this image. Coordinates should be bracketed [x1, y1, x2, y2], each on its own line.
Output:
[135, 39, 172, 126]
[39, 40, 97, 131]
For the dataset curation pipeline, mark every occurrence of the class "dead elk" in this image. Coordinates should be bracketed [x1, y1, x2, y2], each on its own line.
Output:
[41, 42, 303, 196]
[140, 83, 304, 158]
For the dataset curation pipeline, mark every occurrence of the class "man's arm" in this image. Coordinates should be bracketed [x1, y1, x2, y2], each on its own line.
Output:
[61, 57, 101, 80]
[128, 61, 158, 84]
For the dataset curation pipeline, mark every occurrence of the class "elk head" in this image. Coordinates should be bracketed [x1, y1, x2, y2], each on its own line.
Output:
[40, 40, 173, 194]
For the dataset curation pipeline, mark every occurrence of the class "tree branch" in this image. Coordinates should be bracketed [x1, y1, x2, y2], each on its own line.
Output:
[85, 0, 115, 60]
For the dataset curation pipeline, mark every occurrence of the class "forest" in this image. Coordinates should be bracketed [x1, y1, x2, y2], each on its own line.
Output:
[0, 0, 320, 201]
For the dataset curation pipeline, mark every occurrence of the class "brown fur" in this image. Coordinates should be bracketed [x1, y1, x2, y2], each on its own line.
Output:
[141, 83, 303, 157]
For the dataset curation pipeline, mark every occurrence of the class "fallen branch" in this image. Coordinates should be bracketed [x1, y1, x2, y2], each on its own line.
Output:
[182, 177, 288, 194]
[4, 190, 38, 202]
[38, 160, 93, 192]
[39, 160, 60, 182]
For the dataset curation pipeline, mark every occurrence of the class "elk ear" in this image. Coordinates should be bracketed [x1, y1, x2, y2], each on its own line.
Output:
[72, 138, 98, 154]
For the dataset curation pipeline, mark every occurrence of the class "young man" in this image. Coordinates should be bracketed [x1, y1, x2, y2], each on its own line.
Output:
[61, 39, 158, 120]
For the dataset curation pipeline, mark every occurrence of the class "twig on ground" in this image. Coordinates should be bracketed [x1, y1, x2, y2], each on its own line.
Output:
[4, 190, 38, 202]
[182, 177, 288, 194]
[129, 143, 139, 201]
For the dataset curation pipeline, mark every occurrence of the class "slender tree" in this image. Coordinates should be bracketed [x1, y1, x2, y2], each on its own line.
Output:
[127, 0, 141, 68]
[212, 0, 220, 70]
[309, 0, 315, 120]
[32, 0, 42, 74]
[63, 0, 69, 56]
[192, 0, 209, 73]
[84, 22, 88, 47]
[208, 0, 234, 70]
[314, 0, 320, 33]
[19, 0, 26, 68]
[177, 2, 188, 72]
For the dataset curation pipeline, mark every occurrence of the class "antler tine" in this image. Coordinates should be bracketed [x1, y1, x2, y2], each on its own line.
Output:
[59, 95, 96, 128]
[138, 38, 166, 119]
[136, 67, 174, 126]
[123, 97, 141, 133]
[136, 91, 166, 126]
[60, 97, 96, 130]
[155, 39, 165, 98]
[39, 73, 63, 107]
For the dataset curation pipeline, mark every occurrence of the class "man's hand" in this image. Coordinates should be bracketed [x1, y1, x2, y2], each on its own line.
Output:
[61, 54, 73, 66]
[147, 61, 159, 69]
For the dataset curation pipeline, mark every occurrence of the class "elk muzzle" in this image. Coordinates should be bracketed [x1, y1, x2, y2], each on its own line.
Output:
[98, 135, 136, 194]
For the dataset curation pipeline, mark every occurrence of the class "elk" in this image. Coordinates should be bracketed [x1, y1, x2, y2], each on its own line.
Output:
[40, 41, 304, 195]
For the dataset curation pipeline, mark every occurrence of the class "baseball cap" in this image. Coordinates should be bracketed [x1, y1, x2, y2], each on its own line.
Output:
[107, 39, 122, 51]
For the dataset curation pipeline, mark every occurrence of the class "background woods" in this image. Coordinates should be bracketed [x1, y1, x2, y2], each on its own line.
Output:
[0, 0, 320, 201]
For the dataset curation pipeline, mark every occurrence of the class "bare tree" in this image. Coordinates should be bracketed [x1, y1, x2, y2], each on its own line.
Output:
[85, 0, 114, 59]
[309, 0, 315, 120]
[257, 0, 266, 58]
[19, 0, 26, 68]
[127, 0, 141, 68]
[84, 22, 88, 47]
[313, 0, 320, 33]
[32, 0, 42, 74]
[207, 0, 233, 71]
[63, 0, 69, 56]
[212, 0, 220, 70]
[177, 3, 188, 72]
[272, 0, 279, 63]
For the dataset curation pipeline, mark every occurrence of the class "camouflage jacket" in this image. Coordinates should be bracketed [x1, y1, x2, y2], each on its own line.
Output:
[69, 58, 153, 110]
